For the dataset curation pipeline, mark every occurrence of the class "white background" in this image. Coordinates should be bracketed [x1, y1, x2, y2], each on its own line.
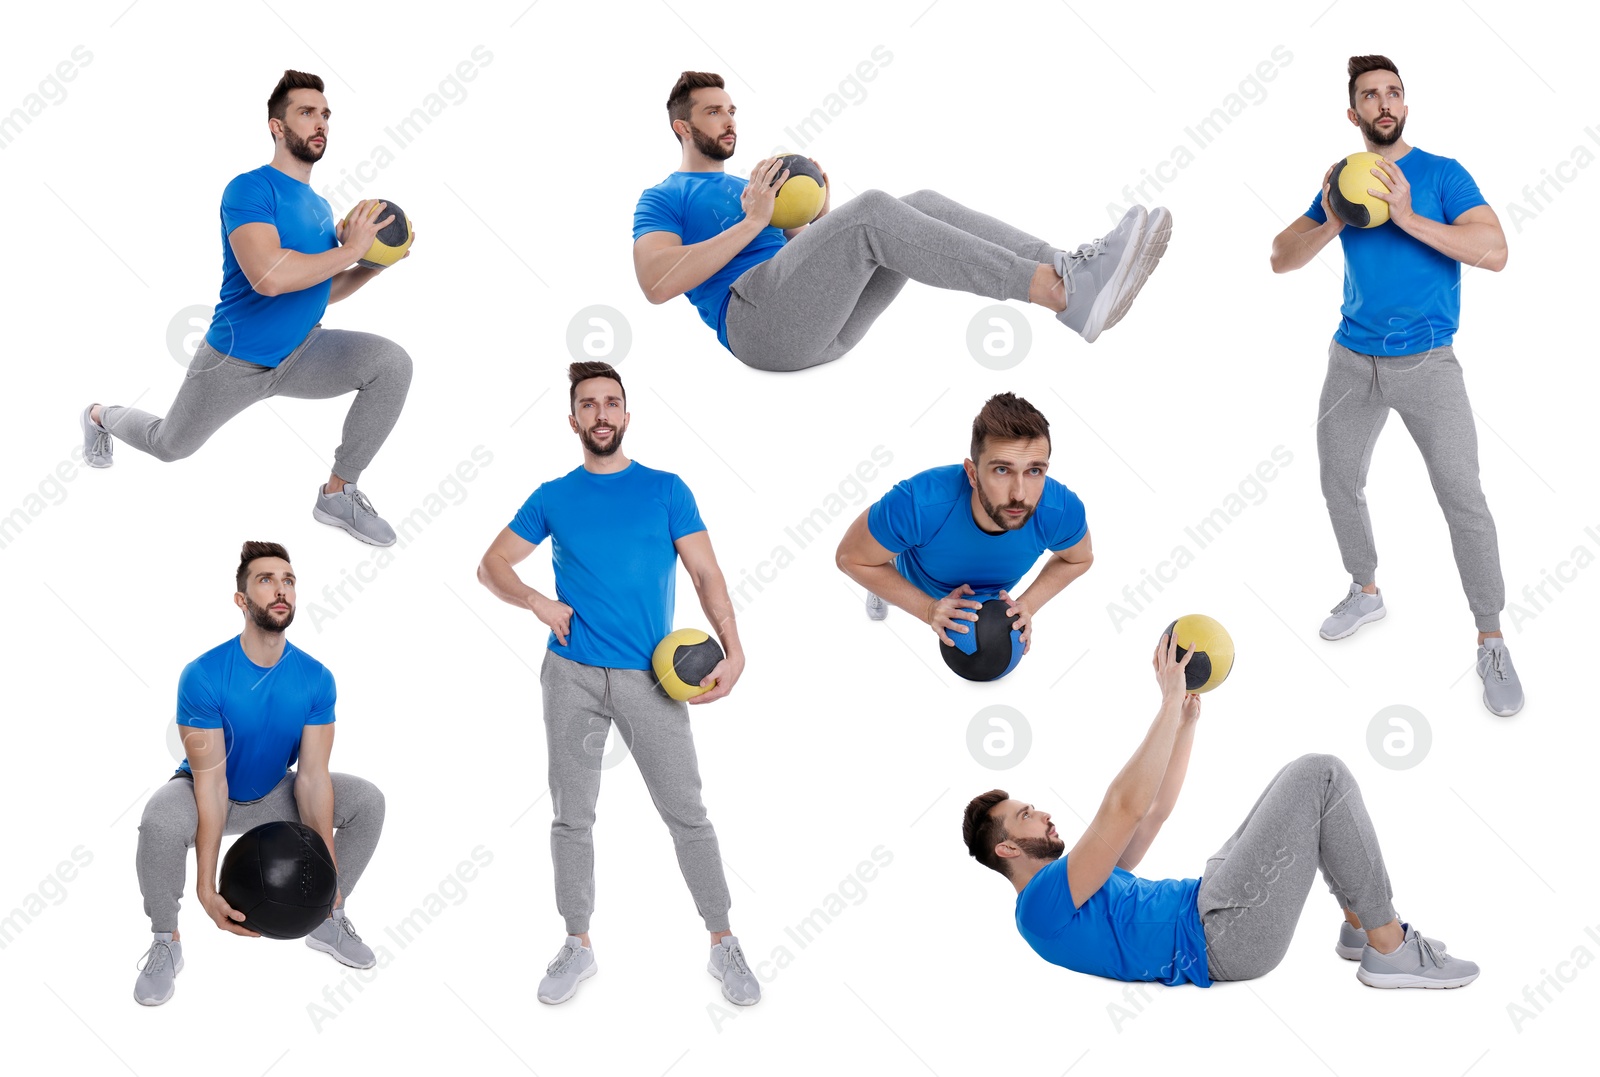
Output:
[1, 1, 1595, 1074]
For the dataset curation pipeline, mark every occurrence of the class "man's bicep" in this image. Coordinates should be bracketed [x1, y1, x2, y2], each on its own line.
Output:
[485, 525, 539, 567]
[838, 510, 898, 567]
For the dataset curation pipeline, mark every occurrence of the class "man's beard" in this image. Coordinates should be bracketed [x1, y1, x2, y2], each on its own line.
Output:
[244, 594, 294, 633]
[691, 125, 734, 161]
[581, 422, 625, 457]
[1361, 112, 1405, 147]
[283, 127, 326, 164]
[977, 483, 1038, 531]
[1012, 834, 1066, 861]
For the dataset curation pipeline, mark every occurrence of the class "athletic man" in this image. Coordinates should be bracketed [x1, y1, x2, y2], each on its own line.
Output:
[634, 71, 1172, 371]
[1270, 55, 1520, 716]
[476, 361, 759, 1007]
[133, 541, 386, 1006]
[836, 393, 1091, 653]
[83, 70, 414, 546]
[963, 633, 1479, 989]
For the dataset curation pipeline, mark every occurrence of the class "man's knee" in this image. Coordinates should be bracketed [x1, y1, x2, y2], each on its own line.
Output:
[900, 188, 947, 210]
[838, 188, 898, 218]
[1288, 752, 1349, 780]
[379, 342, 413, 388]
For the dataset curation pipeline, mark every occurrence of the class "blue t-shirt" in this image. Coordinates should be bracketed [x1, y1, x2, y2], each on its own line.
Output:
[633, 171, 787, 349]
[1305, 147, 1487, 356]
[867, 465, 1088, 598]
[175, 636, 336, 802]
[509, 461, 707, 670]
[207, 165, 337, 366]
[1016, 859, 1211, 987]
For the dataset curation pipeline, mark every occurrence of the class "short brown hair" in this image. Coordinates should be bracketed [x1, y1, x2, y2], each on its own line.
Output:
[666, 71, 725, 143]
[236, 541, 291, 593]
[962, 789, 1012, 878]
[267, 70, 324, 124]
[568, 361, 625, 413]
[1347, 55, 1402, 109]
[970, 392, 1050, 464]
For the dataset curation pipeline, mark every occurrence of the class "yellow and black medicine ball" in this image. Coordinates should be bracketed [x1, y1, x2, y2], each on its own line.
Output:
[1328, 152, 1390, 229]
[768, 154, 827, 230]
[652, 628, 725, 701]
[1162, 614, 1235, 694]
[341, 199, 414, 268]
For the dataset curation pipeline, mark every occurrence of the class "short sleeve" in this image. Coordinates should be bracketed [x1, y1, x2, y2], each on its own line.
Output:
[667, 474, 706, 540]
[304, 663, 336, 726]
[176, 661, 223, 729]
[1046, 484, 1089, 552]
[866, 478, 920, 554]
[220, 171, 277, 235]
[1439, 159, 1486, 222]
[633, 183, 683, 242]
[1304, 188, 1328, 225]
[509, 486, 551, 546]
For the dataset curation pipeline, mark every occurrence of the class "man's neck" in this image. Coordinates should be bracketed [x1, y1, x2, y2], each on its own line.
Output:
[678, 149, 727, 174]
[240, 625, 288, 667]
[1365, 137, 1413, 160]
[582, 450, 632, 475]
[1010, 858, 1046, 894]
[270, 151, 314, 185]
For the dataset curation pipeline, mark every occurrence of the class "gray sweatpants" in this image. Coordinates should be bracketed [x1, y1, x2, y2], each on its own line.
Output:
[136, 770, 385, 933]
[725, 188, 1059, 371]
[1197, 754, 1397, 981]
[1317, 339, 1504, 632]
[540, 649, 731, 935]
[101, 326, 412, 483]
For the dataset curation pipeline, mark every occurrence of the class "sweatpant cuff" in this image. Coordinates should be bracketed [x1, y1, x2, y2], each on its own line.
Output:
[564, 919, 591, 936]
[704, 916, 732, 934]
[1355, 900, 1398, 934]
[1475, 613, 1501, 633]
[331, 460, 365, 484]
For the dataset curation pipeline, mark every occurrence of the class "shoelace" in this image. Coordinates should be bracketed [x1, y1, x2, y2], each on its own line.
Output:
[136, 939, 173, 976]
[1412, 932, 1447, 970]
[1328, 589, 1364, 615]
[1483, 647, 1509, 683]
[336, 915, 364, 943]
[1061, 237, 1110, 265]
[547, 945, 579, 976]
[346, 488, 379, 519]
[722, 942, 750, 976]
[91, 428, 112, 457]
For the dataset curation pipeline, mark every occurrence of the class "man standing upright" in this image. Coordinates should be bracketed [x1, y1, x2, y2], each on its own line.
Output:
[477, 361, 759, 1007]
[1270, 55, 1520, 716]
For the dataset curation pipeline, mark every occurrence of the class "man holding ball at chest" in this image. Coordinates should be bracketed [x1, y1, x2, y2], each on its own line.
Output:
[1270, 55, 1521, 717]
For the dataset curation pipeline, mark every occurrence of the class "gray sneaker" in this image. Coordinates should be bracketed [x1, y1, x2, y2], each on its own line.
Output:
[1102, 205, 1171, 335]
[1055, 205, 1148, 343]
[82, 405, 113, 469]
[865, 593, 889, 621]
[305, 910, 376, 969]
[538, 936, 596, 1005]
[1336, 919, 1446, 961]
[1319, 583, 1386, 640]
[1357, 925, 1478, 989]
[1477, 638, 1524, 717]
[312, 483, 398, 547]
[708, 936, 760, 1006]
[133, 932, 183, 1006]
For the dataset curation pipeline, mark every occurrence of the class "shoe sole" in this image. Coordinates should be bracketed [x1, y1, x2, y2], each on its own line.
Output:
[1319, 605, 1386, 641]
[538, 960, 597, 1005]
[707, 962, 760, 1006]
[133, 954, 184, 1006]
[312, 506, 398, 548]
[1483, 694, 1523, 717]
[1334, 942, 1364, 961]
[1357, 966, 1479, 989]
[1099, 206, 1172, 336]
[305, 934, 378, 969]
[1074, 211, 1147, 344]
[866, 598, 888, 621]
